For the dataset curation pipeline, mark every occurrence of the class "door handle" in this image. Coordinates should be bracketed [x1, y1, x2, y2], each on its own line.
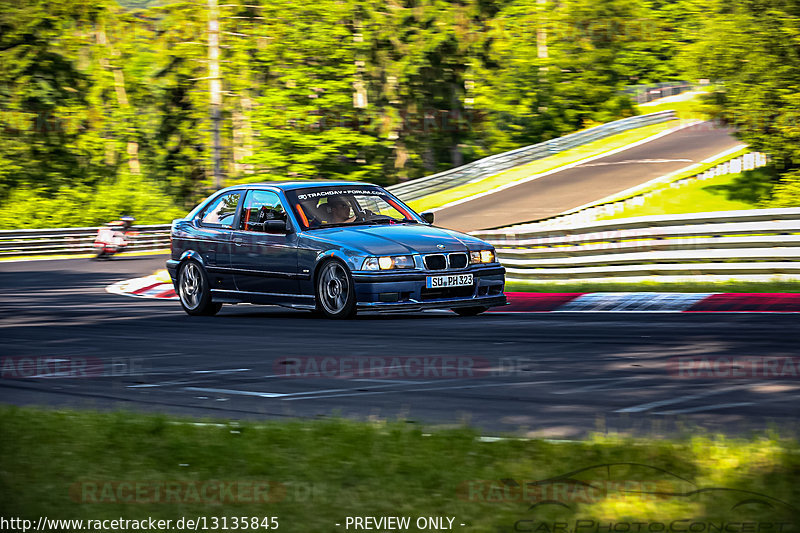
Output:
[233, 238, 243, 246]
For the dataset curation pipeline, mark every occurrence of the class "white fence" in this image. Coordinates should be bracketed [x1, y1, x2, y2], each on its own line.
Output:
[472, 208, 800, 283]
[0, 225, 172, 257]
[4, 209, 799, 286]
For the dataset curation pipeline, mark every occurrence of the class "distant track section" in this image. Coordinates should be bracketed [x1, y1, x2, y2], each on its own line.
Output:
[387, 111, 676, 203]
[435, 123, 741, 232]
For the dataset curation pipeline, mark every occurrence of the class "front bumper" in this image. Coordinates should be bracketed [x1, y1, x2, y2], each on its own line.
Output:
[352, 265, 506, 312]
[166, 259, 179, 283]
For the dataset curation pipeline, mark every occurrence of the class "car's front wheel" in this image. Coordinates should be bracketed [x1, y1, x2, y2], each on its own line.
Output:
[452, 306, 489, 317]
[315, 260, 357, 319]
[178, 260, 222, 316]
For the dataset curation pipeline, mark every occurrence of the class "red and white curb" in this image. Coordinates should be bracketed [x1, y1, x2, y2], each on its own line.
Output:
[106, 274, 800, 313]
[106, 272, 177, 300]
[500, 292, 800, 313]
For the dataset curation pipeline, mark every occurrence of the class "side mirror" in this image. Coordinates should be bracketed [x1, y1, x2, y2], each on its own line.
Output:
[264, 219, 290, 234]
[421, 212, 434, 224]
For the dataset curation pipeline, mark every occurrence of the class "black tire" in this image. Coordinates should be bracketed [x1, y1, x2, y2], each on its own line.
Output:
[452, 306, 489, 317]
[315, 260, 357, 319]
[177, 260, 222, 316]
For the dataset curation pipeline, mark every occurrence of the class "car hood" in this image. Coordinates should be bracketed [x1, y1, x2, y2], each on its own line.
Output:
[305, 224, 489, 255]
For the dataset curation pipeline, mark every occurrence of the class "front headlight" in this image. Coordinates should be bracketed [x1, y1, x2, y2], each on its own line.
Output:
[470, 249, 496, 264]
[362, 255, 415, 270]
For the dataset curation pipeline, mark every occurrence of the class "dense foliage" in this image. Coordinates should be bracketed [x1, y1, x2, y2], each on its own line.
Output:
[3, 0, 781, 228]
[684, 0, 800, 207]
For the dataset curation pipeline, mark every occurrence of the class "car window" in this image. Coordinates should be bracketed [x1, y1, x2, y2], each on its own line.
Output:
[201, 192, 240, 228]
[240, 190, 288, 232]
[285, 186, 420, 229]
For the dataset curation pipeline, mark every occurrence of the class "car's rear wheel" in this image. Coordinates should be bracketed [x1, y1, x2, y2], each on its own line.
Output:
[315, 260, 356, 319]
[178, 260, 222, 316]
[452, 306, 489, 317]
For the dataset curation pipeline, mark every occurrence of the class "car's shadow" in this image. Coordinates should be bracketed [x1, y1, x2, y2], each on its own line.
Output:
[216, 306, 499, 321]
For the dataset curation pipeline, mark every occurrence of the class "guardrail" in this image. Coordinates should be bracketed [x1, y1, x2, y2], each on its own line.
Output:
[387, 111, 677, 203]
[0, 224, 172, 257]
[472, 208, 800, 283]
[623, 81, 695, 104]
[5, 209, 800, 286]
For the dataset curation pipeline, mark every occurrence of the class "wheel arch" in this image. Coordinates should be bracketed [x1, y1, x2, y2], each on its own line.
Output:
[178, 249, 206, 268]
[311, 249, 357, 285]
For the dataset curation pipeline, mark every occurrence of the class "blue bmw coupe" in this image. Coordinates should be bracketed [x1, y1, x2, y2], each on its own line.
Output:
[167, 182, 506, 319]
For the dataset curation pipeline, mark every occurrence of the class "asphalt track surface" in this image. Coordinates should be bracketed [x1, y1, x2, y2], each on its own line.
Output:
[435, 123, 742, 232]
[2, 255, 798, 438]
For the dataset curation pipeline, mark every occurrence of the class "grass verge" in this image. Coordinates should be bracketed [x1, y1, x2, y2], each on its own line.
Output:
[1, 406, 798, 530]
[597, 172, 759, 220]
[635, 93, 709, 121]
[506, 280, 800, 293]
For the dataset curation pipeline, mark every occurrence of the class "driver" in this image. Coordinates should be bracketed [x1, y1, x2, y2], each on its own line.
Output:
[326, 197, 356, 224]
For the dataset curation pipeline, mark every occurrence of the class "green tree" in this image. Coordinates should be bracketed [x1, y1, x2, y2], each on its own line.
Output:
[240, 0, 386, 183]
[685, 0, 800, 206]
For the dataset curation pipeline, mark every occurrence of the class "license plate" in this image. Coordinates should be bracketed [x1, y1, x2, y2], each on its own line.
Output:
[426, 274, 473, 288]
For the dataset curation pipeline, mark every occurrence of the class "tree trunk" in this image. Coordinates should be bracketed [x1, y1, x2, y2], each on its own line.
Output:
[97, 26, 140, 175]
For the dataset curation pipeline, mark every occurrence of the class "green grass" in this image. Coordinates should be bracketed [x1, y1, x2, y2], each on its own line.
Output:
[598, 166, 775, 221]
[506, 280, 800, 294]
[1, 406, 798, 530]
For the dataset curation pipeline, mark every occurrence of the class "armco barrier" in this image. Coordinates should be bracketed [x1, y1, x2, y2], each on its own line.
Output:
[386, 111, 677, 203]
[623, 81, 695, 104]
[0, 224, 171, 257]
[8, 208, 799, 287]
[472, 208, 800, 283]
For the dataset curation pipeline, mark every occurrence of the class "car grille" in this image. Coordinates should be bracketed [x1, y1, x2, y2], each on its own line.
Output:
[425, 254, 447, 270]
[424, 252, 468, 270]
[449, 253, 468, 269]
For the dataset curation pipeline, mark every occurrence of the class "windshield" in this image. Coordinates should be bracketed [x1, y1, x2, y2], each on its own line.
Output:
[284, 185, 422, 230]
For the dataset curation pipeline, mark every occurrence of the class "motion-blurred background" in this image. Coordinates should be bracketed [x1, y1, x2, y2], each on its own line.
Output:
[2, 0, 797, 229]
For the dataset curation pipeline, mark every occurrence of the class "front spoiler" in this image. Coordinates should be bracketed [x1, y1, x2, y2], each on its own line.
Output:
[356, 294, 507, 312]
